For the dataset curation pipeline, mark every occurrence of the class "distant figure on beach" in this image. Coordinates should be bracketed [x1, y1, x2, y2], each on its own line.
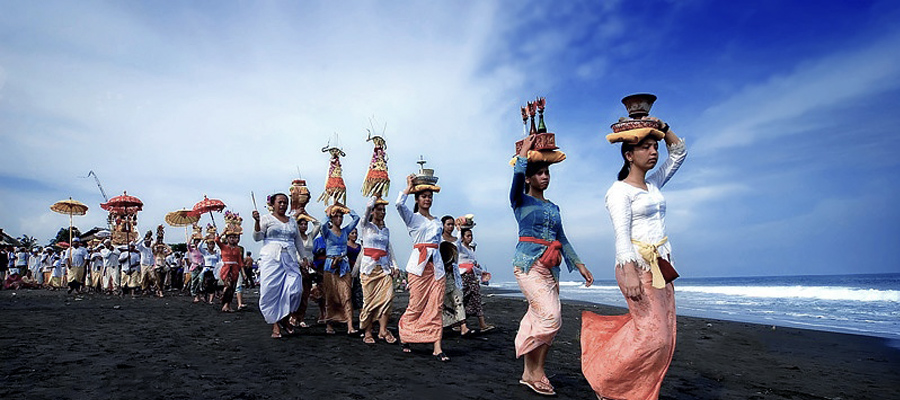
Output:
[581, 117, 686, 399]
[510, 135, 593, 396]
[252, 193, 305, 338]
[456, 224, 495, 332]
[320, 204, 360, 335]
[356, 196, 400, 345]
[439, 215, 470, 336]
[396, 173, 450, 362]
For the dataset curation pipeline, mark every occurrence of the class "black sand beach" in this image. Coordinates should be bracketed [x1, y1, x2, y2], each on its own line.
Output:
[2, 287, 898, 400]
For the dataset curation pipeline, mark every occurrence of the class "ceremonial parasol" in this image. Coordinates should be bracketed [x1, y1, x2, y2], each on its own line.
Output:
[101, 191, 143, 213]
[50, 197, 88, 264]
[193, 195, 226, 229]
[166, 209, 201, 244]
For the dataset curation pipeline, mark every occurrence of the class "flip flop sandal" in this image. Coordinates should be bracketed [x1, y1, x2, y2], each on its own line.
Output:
[379, 333, 397, 344]
[519, 379, 556, 396]
[401, 343, 411, 353]
[363, 336, 376, 344]
[433, 352, 450, 362]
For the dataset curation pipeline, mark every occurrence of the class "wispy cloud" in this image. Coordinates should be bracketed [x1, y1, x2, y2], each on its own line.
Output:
[692, 31, 900, 154]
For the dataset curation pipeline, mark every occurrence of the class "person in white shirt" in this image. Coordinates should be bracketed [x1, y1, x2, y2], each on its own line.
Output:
[28, 248, 43, 285]
[582, 117, 686, 400]
[13, 247, 29, 276]
[88, 247, 104, 292]
[199, 239, 221, 304]
[63, 238, 89, 294]
[395, 174, 449, 362]
[356, 196, 400, 344]
[99, 240, 121, 294]
[119, 244, 142, 297]
[133, 232, 157, 296]
[50, 252, 64, 289]
[252, 193, 306, 338]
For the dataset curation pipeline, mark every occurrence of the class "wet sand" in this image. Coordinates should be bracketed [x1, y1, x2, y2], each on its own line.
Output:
[1, 287, 897, 399]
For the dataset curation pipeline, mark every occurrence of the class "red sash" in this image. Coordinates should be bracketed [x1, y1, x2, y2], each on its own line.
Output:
[413, 243, 438, 265]
[518, 236, 563, 268]
[459, 263, 475, 274]
[363, 247, 388, 260]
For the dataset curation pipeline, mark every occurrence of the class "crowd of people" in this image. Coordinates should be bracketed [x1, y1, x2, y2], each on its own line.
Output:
[0, 235, 259, 308]
[2, 109, 686, 398]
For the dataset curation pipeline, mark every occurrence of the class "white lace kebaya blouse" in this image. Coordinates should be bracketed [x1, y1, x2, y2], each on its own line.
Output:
[605, 139, 687, 271]
[395, 191, 445, 280]
[358, 197, 399, 275]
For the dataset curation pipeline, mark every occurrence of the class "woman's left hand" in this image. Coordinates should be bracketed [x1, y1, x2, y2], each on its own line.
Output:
[577, 263, 593, 287]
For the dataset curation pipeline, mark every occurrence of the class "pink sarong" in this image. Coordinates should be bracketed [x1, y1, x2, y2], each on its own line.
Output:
[514, 260, 561, 358]
[581, 267, 677, 400]
[398, 261, 445, 344]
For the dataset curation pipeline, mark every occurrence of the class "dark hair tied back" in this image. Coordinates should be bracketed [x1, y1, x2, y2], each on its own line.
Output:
[617, 142, 636, 181]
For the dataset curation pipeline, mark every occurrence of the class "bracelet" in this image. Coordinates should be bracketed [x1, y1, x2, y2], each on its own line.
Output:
[660, 122, 670, 133]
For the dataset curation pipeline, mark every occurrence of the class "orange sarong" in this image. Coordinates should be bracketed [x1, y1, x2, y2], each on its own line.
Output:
[398, 261, 444, 343]
[514, 259, 560, 358]
[581, 266, 676, 400]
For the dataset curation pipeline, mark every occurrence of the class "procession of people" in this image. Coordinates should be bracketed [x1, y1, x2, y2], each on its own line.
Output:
[3, 95, 686, 398]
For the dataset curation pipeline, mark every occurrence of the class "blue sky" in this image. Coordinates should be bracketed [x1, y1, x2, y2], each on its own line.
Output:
[1, 0, 899, 282]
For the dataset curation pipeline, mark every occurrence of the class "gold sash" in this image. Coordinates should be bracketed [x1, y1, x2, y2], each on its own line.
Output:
[632, 237, 668, 289]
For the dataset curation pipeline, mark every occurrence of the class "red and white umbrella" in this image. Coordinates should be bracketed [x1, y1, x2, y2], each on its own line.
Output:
[101, 191, 143, 214]
[193, 195, 226, 229]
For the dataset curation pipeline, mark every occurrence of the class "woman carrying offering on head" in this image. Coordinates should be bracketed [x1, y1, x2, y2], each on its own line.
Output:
[582, 116, 686, 400]
[357, 196, 400, 344]
[511, 134, 594, 395]
[396, 169, 450, 362]
[252, 193, 306, 338]
[320, 204, 361, 335]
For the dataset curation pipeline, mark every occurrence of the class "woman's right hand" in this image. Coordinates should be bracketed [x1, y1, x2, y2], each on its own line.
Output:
[252, 210, 260, 222]
[621, 262, 644, 300]
[518, 134, 535, 158]
[405, 174, 416, 193]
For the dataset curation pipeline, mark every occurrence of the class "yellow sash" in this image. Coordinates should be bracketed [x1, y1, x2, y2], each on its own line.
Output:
[632, 237, 668, 289]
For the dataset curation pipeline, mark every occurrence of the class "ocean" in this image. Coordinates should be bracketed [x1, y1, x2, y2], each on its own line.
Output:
[494, 273, 900, 342]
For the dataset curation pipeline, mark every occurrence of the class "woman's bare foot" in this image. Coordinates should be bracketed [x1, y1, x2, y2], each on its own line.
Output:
[271, 324, 282, 338]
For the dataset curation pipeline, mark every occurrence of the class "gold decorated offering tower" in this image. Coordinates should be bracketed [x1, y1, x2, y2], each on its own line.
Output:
[512, 97, 566, 165]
